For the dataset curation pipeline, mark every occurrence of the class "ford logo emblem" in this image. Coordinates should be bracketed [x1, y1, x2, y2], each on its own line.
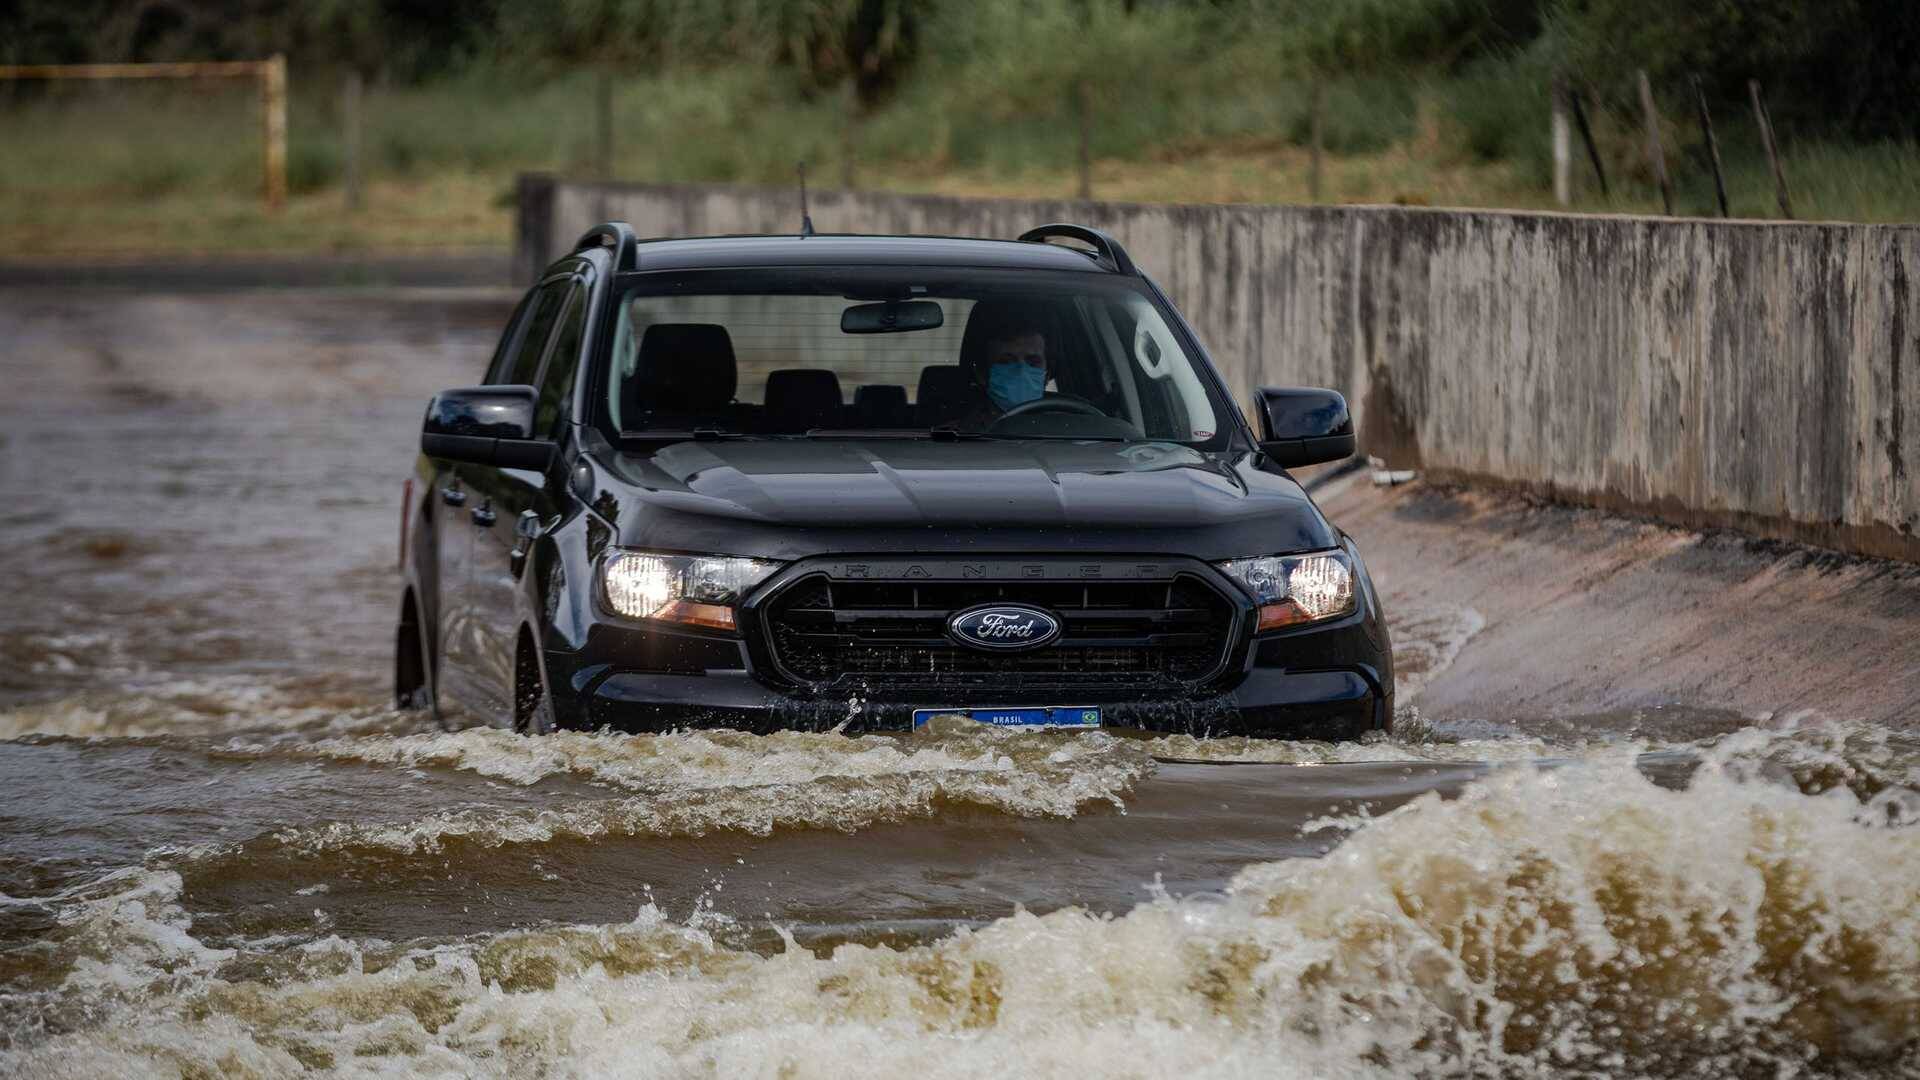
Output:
[947, 603, 1062, 652]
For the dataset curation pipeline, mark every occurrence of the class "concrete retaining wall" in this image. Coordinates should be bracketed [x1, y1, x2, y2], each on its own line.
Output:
[517, 176, 1920, 562]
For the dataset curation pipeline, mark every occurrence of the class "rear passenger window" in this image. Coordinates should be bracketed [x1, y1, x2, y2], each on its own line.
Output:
[496, 280, 567, 386]
[535, 281, 589, 435]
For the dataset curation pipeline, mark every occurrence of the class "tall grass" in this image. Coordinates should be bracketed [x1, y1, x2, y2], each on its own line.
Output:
[0, 42, 1914, 257]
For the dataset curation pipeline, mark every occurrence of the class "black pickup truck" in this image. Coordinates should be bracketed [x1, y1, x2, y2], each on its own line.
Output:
[397, 222, 1392, 738]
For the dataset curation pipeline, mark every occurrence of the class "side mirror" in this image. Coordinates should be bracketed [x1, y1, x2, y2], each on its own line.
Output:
[421, 385, 555, 470]
[1254, 386, 1355, 468]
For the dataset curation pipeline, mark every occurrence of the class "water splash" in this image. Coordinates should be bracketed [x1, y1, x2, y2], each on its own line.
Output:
[5, 724, 1914, 1078]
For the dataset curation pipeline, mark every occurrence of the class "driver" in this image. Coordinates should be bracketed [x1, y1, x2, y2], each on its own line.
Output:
[983, 326, 1049, 412]
[952, 305, 1054, 427]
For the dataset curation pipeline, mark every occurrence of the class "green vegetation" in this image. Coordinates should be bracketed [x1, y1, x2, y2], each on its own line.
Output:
[1, 0, 1914, 255]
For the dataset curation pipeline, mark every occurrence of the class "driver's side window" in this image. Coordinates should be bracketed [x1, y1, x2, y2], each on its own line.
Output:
[481, 292, 537, 384]
[492, 279, 569, 386]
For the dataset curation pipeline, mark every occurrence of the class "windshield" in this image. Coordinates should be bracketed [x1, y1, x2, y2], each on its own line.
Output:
[600, 268, 1232, 446]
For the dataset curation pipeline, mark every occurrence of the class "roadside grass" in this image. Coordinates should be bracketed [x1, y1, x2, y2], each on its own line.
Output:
[1, 69, 1913, 258]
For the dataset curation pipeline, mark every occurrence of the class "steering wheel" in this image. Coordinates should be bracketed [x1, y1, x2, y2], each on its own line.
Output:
[994, 393, 1106, 422]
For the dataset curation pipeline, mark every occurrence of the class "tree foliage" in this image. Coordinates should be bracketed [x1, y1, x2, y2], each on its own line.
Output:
[0, 0, 1911, 137]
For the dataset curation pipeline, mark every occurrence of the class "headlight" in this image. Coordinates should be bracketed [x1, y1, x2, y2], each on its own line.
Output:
[600, 550, 783, 630]
[1216, 550, 1356, 631]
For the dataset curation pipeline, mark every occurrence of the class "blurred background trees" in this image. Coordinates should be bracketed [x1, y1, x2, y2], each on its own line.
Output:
[6, 0, 1912, 137]
[1, 0, 1914, 252]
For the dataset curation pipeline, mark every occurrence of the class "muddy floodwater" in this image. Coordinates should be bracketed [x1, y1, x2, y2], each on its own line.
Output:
[1, 287, 1916, 1078]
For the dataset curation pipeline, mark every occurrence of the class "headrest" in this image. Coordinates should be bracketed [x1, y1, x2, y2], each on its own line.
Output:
[764, 368, 844, 430]
[854, 384, 909, 412]
[915, 364, 974, 426]
[631, 323, 737, 417]
[916, 365, 968, 403]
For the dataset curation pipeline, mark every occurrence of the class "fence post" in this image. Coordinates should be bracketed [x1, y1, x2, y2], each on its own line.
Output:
[840, 78, 857, 190]
[1691, 74, 1728, 217]
[1748, 79, 1793, 219]
[261, 53, 287, 211]
[595, 71, 614, 180]
[514, 173, 557, 287]
[1568, 83, 1608, 197]
[1075, 79, 1093, 200]
[343, 69, 364, 211]
[1636, 70, 1672, 214]
[1309, 82, 1324, 202]
[1551, 77, 1571, 206]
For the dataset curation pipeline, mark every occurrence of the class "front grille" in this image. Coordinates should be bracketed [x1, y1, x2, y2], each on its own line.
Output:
[761, 572, 1236, 687]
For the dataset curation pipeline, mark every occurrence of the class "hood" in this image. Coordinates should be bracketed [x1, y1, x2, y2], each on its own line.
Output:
[594, 438, 1339, 561]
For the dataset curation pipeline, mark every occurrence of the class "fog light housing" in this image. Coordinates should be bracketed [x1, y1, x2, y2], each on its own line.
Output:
[600, 550, 783, 631]
[1216, 550, 1356, 631]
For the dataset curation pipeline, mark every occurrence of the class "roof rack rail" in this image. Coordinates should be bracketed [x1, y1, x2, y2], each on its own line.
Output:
[573, 221, 640, 271]
[1016, 223, 1137, 276]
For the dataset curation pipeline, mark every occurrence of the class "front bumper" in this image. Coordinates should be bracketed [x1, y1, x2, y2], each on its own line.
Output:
[576, 665, 1381, 738]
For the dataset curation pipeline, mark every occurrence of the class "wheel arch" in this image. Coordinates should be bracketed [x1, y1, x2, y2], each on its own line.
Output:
[512, 620, 551, 731]
[395, 585, 432, 708]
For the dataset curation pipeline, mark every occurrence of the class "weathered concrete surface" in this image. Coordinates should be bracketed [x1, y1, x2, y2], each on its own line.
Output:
[1319, 475, 1920, 728]
[520, 178, 1920, 563]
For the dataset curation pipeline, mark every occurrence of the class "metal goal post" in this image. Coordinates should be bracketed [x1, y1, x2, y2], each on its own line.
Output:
[0, 55, 288, 210]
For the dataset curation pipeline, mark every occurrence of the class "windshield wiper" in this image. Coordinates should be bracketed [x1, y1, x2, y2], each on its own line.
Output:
[617, 429, 792, 441]
[801, 428, 940, 439]
[931, 429, 1132, 442]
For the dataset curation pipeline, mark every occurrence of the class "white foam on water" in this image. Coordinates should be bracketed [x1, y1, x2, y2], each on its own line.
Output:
[1139, 727, 1551, 764]
[0, 676, 421, 739]
[197, 726, 1159, 857]
[230, 724, 1142, 794]
[7, 725, 1916, 1078]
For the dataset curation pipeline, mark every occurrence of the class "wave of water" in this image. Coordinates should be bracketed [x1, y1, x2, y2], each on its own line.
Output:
[184, 719, 1573, 864]
[5, 724, 1915, 1078]
[0, 676, 424, 740]
[198, 725, 1158, 861]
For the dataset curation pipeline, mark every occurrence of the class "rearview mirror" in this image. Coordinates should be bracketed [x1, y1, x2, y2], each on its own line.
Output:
[1254, 386, 1355, 468]
[421, 385, 555, 470]
[841, 299, 944, 334]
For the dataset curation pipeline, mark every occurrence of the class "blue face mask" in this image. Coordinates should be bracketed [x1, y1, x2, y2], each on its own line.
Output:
[988, 361, 1047, 410]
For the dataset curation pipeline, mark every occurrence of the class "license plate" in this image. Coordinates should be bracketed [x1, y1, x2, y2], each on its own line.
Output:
[911, 706, 1102, 731]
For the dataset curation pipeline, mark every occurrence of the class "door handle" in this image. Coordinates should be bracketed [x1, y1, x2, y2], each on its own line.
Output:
[470, 504, 497, 528]
[440, 484, 467, 507]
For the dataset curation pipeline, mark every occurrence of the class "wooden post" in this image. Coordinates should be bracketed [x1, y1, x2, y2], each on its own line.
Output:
[1308, 82, 1324, 202]
[1636, 70, 1672, 214]
[1568, 84, 1609, 197]
[342, 69, 364, 211]
[261, 53, 287, 211]
[839, 78, 856, 190]
[1691, 74, 1728, 217]
[595, 71, 614, 179]
[515, 173, 558, 287]
[1749, 79, 1793, 219]
[1074, 79, 1092, 200]
[1551, 77, 1571, 206]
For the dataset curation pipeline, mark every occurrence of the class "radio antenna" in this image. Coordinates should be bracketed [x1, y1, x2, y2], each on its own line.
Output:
[797, 160, 815, 237]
